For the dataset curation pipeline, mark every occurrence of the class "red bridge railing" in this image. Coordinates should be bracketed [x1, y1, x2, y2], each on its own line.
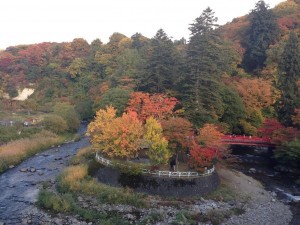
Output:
[221, 135, 275, 147]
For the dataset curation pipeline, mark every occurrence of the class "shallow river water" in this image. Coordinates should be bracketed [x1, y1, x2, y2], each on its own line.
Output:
[0, 125, 89, 224]
[232, 146, 300, 225]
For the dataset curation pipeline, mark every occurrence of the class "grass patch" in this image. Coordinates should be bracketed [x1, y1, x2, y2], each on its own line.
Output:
[137, 212, 163, 225]
[206, 183, 237, 202]
[38, 189, 130, 224]
[0, 126, 42, 145]
[70, 146, 96, 165]
[57, 164, 147, 208]
[200, 209, 233, 225]
[0, 130, 71, 173]
[171, 211, 196, 225]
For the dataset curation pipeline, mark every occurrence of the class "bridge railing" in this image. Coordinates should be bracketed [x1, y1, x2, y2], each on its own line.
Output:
[95, 152, 215, 178]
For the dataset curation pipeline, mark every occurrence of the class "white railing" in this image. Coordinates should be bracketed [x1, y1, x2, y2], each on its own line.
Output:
[95, 152, 215, 178]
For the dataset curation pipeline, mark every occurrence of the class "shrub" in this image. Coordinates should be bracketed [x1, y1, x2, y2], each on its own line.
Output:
[113, 160, 145, 176]
[43, 114, 68, 134]
[38, 190, 74, 212]
[53, 102, 80, 132]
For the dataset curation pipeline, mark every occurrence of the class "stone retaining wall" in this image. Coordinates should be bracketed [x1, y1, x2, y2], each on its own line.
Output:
[96, 167, 220, 197]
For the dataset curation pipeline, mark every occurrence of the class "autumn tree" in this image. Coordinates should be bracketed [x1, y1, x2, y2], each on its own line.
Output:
[258, 118, 284, 139]
[233, 77, 276, 110]
[258, 118, 300, 145]
[126, 92, 178, 122]
[188, 123, 227, 170]
[87, 106, 144, 159]
[144, 117, 170, 165]
[188, 145, 215, 171]
[197, 124, 225, 154]
[161, 117, 194, 152]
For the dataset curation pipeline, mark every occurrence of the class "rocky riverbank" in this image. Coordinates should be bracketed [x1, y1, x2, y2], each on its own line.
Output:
[218, 167, 292, 225]
[0, 132, 293, 225]
[16, 167, 292, 225]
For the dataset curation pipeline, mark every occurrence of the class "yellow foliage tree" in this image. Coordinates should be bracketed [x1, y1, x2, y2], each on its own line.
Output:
[87, 106, 144, 159]
[144, 117, 170, 165]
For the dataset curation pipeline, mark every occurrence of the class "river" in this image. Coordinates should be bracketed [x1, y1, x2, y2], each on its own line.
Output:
[231, 145, 300, 225]
[0, 124, 89, 224]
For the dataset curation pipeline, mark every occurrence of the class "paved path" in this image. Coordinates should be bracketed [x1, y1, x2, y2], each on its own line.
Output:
[0, 125, 89, 224]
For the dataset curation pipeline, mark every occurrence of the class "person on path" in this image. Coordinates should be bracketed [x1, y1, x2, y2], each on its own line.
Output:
[170, 157, 176, 171]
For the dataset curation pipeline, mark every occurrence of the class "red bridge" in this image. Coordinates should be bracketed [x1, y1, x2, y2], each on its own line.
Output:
[221, 135, 275, 147]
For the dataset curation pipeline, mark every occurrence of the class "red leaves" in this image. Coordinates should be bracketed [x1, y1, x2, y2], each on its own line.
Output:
[258, 118, 284, 139]
[126, 92, 178, 122]
[188, 143, 216, 170]
[258, 118, 300, 145]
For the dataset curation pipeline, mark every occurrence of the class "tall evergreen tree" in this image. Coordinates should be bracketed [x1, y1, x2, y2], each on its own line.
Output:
[138, 29, 182, 93]
[277, 32, 300, 125]
[242, 0, 279, 73]
[184, 7, 238, 127]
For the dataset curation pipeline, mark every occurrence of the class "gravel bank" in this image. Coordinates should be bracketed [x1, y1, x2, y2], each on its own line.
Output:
[219, 168, 292, 225]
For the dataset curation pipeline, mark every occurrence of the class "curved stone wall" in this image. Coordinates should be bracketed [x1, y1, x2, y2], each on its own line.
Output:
[95, 167, 220, 197]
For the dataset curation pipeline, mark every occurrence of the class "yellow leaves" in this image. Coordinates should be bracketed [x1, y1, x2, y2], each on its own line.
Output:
[87, 106, 143, 159]
[144, 117, 170, 165]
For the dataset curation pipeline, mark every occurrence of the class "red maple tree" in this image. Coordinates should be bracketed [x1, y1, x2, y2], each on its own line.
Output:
[126, 92, 178, 122]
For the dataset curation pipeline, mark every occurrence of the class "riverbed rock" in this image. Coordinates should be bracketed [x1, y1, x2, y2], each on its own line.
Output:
[30, 168, 36, 172]
[9, 165, 15, 169]
[20, 168, 27, 172]
[249, 168, 256, 173]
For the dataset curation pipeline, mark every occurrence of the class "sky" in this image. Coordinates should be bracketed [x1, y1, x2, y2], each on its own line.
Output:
[0, 0, 284, 49]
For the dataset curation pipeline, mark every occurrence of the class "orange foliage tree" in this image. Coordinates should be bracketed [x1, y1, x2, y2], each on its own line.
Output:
[233, 77, 277, 110]
[87, 106, 144, 159]
[126, 92, 178, 122]
[197, 124, 225, 153]
[188, 123, 227, 170]
[188, 145, 215, 171]
[161, 117, 194, 152]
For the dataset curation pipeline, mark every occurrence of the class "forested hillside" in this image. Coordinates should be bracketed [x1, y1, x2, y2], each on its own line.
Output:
[0, 0, 300, 137]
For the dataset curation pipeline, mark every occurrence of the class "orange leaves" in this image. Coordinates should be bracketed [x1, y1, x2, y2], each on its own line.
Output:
[87, 106, 143, 159]
[161, 117, 194, 151]
[233, 77, 277, 110]
[126, 92, 178, 122]
[198, 123, 224, 151]
[188, 123, 227, 169]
